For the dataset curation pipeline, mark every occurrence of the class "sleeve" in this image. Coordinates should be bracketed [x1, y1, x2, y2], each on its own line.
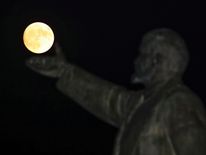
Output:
[171, 124, 206, 155]
[56, 63, 143, 127]
[167, 91, 206, 155]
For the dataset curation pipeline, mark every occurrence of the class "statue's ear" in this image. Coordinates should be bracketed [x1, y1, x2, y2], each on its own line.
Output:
[152, 53, 164, 65]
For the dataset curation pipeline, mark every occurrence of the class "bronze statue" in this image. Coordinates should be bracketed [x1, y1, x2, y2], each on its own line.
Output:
[26, 28, 206, 155]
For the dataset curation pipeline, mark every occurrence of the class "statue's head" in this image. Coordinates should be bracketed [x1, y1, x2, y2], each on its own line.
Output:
[131, 28, 189, 87]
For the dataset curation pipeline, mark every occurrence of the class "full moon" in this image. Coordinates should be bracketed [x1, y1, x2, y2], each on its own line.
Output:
[23, 22, 54, 54]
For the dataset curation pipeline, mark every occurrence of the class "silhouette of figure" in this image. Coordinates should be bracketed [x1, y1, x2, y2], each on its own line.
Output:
[26, 28, 206, 155]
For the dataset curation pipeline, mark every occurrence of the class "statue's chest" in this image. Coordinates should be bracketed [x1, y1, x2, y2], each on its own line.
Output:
[114, 93, 169, 155]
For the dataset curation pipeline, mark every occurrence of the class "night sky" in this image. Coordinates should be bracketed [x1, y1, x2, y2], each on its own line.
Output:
[1, 0, 206, 153]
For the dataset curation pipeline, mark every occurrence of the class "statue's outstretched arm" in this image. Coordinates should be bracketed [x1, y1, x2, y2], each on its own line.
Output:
[26, 43, 143, 127]
[56, 63, 143, 127]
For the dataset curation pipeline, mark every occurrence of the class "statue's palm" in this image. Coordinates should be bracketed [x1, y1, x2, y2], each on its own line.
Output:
[26, 43, 67, 78]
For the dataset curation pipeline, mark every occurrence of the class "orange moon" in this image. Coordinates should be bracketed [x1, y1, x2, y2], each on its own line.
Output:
[23, 22, 54, 54]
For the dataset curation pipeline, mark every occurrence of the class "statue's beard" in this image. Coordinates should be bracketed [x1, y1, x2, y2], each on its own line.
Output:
[131, 66, 156, 87]
[131, 72, 150, 84]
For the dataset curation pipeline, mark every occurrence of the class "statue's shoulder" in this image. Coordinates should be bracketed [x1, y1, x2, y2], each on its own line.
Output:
[163, 84, 206, 154]
[168, 84, 204, 110]
[165, 83, 206, 131]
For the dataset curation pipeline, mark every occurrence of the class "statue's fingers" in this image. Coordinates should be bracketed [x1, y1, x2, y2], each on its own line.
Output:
[25, 56, 45, 69]
[26, 56, 53, 72]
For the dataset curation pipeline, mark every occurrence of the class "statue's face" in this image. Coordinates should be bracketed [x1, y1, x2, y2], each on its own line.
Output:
[131, 46, 164, 86]
[131, 28, 189, 87]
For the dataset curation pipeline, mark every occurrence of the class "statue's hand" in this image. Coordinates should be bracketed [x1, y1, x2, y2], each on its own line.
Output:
[25, 42, 67, 78]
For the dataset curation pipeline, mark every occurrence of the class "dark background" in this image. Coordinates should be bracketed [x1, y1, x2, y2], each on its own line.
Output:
[1, 0, 206, 153]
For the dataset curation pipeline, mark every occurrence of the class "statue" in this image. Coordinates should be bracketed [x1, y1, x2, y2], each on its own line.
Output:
[26, 28, 206, 155]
